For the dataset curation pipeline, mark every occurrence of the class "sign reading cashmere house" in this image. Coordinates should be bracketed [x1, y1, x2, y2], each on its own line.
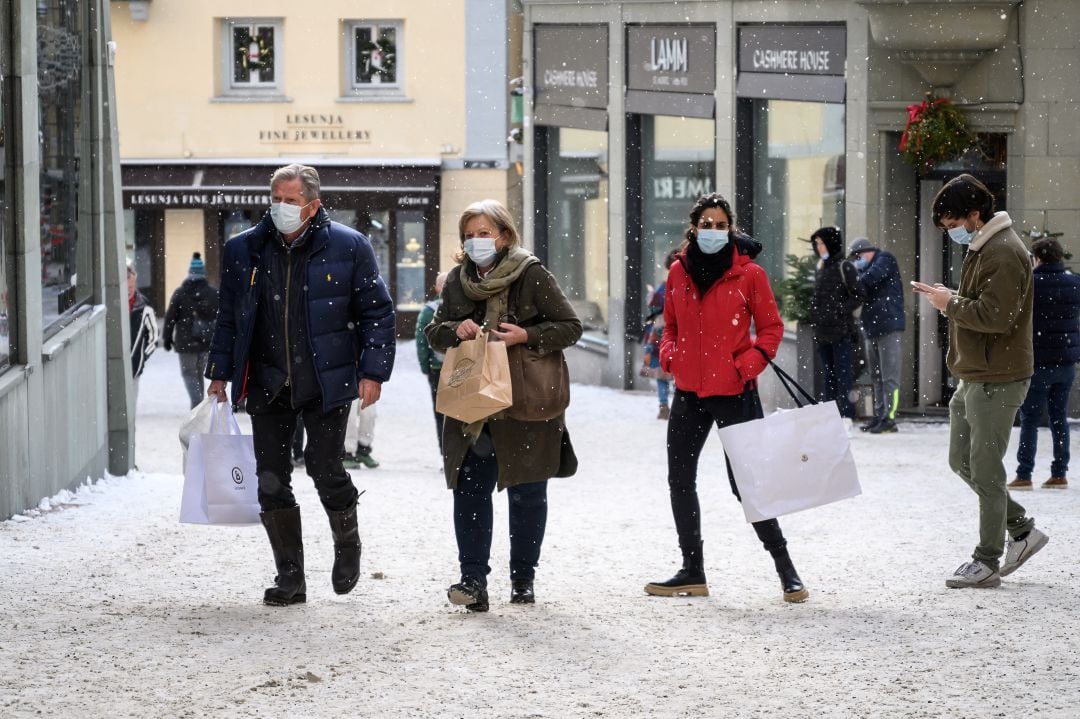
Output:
[737, 25, 847, 103]
[533, 25, 609, 130]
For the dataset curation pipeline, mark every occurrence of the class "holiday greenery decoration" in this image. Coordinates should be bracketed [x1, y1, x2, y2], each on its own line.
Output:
[776, 252, 818, 324]
[899, 95, 974, 171]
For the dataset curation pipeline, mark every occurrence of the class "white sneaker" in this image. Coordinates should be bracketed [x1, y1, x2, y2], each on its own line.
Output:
[1000, 528, 1049, 577]
[945, 560, 1001, 588]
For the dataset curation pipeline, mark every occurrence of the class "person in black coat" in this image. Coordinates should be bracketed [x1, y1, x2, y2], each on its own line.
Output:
[1009, 237, 1080, 490]
[163, 252, 220, 409]
[206, 163, 396, 606]
[809, 227, 863, 419]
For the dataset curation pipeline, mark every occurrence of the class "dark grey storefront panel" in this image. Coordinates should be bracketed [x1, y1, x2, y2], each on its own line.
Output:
[736, 24, 846, 102]
[624, 90, 714, 119]
[626, 25, 716, 96]
[735, 73, 845, 103]
[533, 104, 608, 132]
[533, 25, 609, 117]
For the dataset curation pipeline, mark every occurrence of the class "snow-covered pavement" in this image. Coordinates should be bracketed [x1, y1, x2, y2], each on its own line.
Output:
[3, 344, 1080, 718]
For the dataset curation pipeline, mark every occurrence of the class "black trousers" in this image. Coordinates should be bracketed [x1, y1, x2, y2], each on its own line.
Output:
[248, 385, 357, 512]
[666, 388, 787, 556]
[426, 369, 445, 453]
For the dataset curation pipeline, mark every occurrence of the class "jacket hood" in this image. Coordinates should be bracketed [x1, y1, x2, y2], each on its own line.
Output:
[970, 211, 1012, 252]
[812, 226, 844, 258]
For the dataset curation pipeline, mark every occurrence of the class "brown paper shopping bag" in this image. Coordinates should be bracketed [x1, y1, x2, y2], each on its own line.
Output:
[435, 332, 513, 424]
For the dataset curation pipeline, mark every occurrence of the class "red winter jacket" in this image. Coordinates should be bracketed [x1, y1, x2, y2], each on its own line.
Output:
[659, 251, 784, 397]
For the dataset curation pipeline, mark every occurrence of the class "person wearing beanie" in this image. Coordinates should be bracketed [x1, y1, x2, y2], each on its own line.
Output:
[809, 227, 863, 419]
[163, 252, 220, 408]
[848, 237, 906, 434]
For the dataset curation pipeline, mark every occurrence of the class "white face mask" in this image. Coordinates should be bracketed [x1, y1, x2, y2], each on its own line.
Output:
[696, 229, 729, 255]
[947, 225, 976, 245]
[464, 237, 498, 266]
[270, 201, 312, 235]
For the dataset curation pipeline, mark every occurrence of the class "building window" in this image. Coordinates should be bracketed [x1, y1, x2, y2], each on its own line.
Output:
[542, 127, 609, 338]
[640, 115, 715, 317]
[222, 19, 282, 95]
[739, 99, 845, 291]
[345, 21, 401, 92]
[0, 4, 12, 370]
[39, 0, 92, 334]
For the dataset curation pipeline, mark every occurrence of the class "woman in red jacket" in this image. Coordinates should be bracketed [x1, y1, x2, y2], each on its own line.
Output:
[644, 193, 809, 603]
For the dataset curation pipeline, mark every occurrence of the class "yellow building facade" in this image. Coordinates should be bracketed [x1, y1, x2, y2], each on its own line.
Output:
[110, 0, 521, 334]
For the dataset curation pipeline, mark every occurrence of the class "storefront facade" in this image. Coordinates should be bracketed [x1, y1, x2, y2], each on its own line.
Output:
[523, 0, 1080, 414]
[1, 0, 131, 519]
[110, 0, 523, 337]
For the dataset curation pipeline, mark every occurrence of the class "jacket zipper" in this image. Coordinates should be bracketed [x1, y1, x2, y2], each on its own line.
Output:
[284, 251, 293, 390]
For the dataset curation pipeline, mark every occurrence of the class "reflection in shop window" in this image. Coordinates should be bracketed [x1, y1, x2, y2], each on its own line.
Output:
[39, 0, 91, 334]
[746, 99, 845, 294]
[544, 127, 609, 337]
[395, 211, 425, 311]
[641, 115, 714, 317]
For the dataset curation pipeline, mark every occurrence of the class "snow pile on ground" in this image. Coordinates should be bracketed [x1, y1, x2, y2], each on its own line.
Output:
[2, 344, 1079, 718]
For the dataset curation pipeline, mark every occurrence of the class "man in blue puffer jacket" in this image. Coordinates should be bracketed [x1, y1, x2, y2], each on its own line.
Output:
[848, 237, 906, 433]
[206, 163, 395, 606]
[1008, 236, 1080, 491]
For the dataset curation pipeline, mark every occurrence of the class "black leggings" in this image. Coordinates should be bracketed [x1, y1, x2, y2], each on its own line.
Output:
[666, 388, 787, 556]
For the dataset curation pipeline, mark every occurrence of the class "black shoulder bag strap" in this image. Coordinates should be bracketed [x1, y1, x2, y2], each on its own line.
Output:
[753, 346, 817, 408]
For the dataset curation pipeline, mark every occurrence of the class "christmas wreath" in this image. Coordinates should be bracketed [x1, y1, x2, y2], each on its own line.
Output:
[899, 95, 974, 171]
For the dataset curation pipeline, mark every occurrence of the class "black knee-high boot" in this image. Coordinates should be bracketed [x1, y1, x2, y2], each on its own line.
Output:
[260, 506, 306, 606]
[324, 497, 361, 595]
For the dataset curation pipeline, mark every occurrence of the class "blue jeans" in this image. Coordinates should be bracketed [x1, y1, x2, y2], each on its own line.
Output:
[657, 378, 670, 406]
[818, 340, 854, 418]
[453, 445, 548, 585]
[1016, 364, 1075, 479]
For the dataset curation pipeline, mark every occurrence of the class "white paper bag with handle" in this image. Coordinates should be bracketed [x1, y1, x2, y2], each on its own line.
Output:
[180, 401, 261, 525]
[178, 396, 217, 473]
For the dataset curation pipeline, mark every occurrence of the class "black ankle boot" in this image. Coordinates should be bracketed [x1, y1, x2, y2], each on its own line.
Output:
[510, 579, 535, 604]
[448, 576, 489, 612]
[644, 543, 708, 597]
[260, 506, 306, 606]
[772, 550, 809, 603]
[325, 498, 361, 595]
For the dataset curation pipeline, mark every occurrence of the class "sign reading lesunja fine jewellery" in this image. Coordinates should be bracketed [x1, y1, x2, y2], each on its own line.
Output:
[259, 113, 372, 143]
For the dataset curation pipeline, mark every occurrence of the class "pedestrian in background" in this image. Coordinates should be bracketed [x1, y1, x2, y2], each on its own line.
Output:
[1008, 236, 1080, 491]
[206, 163, 395, 606]
[127, 261, 157, 466]
[162, 252, 219, 409]
[424, 199, 582, 612]
[343, 402, 380, 469]
[913, 173, 1048, 589]
[809, 227, 863, 420]
[416, 271, 448, 451]
[640, 249, 678, 420]
[848, 237, 905, 433]
[644, 192, 809, 604]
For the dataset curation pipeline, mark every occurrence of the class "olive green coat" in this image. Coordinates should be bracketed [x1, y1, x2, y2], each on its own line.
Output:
[424, 259, 583, 490]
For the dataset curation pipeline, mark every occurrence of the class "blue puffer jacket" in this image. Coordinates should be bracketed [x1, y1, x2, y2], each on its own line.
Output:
[1031, 262, 1080, 367]
[206, 210, 396, 410]
[856, 250, 906, 339]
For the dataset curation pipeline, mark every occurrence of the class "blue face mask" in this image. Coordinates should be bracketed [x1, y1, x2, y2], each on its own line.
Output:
[947, 225, 976, 246]
[819, 250, 830, 261]
[853, 257, 870, 271]
[696, 229, 729, 255]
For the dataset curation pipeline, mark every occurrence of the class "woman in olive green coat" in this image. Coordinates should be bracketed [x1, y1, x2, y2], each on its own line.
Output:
[424, 199, 582, 612]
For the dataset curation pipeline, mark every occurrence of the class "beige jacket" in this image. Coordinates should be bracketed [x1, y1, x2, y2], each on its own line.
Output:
[944, 211, 1033, 382]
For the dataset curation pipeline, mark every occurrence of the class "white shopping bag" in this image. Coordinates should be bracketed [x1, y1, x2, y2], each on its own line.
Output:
[178, 396, 217, 473]
[717, 400, 861, 523]
[180, 401, 261, 525]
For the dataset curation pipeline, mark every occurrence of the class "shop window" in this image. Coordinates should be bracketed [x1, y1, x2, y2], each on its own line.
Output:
[345, 21, 401, 94]
[221, 19, 282, 95]
[640, 115, 715, 316]
[740, 99, 845, 291]
[394, 210, 425, 311]
[39, 0, 92, 334]
[0, 10, 12, 370]
[542, 127, 609, 337]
